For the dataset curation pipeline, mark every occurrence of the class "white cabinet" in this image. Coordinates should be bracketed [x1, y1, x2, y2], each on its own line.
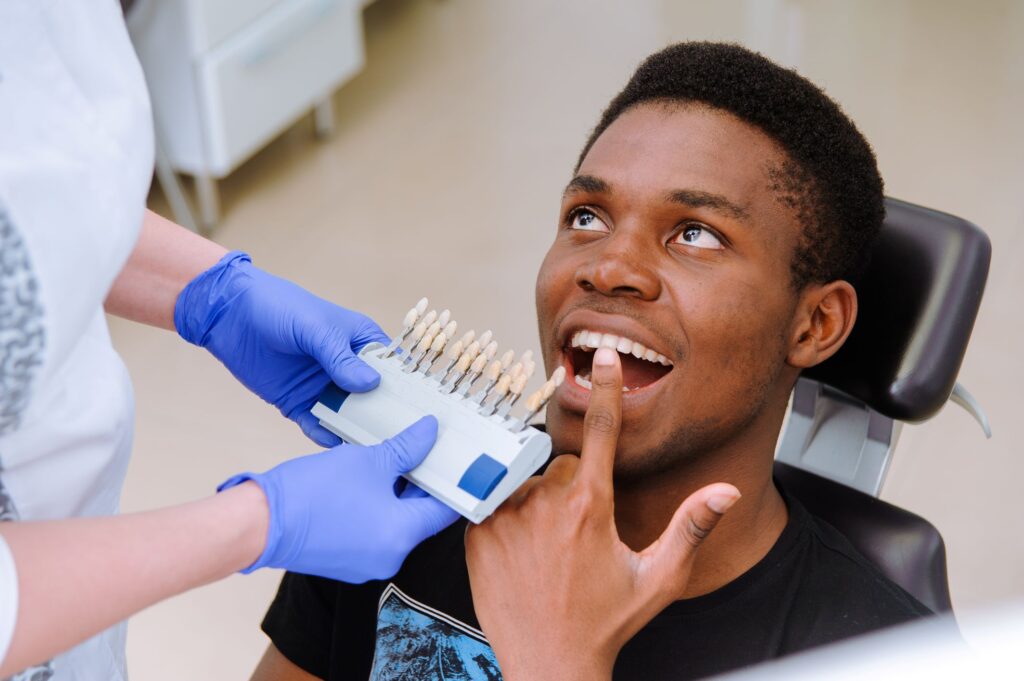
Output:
[128, 0, 366, 228]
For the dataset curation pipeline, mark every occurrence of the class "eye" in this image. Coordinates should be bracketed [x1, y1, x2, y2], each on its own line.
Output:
[567, 208, 609, 233]
[673, 223, 724, 250]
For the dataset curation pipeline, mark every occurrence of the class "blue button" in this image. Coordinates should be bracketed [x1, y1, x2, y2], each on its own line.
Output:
[316, 382, 347, 412]
[457, 454, 508, 501]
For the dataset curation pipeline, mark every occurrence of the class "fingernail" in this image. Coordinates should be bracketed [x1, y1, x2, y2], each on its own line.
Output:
[706, 493, 741, 514]
[594, 347, 617, 366]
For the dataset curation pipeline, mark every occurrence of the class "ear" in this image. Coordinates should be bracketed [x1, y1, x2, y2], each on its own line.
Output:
[787, 280, 858, 369]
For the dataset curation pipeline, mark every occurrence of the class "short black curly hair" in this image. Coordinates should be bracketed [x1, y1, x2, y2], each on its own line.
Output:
[577, 42, 884, 288]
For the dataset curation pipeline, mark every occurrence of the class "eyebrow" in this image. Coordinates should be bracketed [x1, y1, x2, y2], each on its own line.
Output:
[564, 175, 750, 222]
[562, 174, 610, 196]
[666, 189, 750, 221]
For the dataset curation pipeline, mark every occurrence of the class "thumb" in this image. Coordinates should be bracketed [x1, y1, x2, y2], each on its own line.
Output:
[642, 483, 740, 584]
[318, 336, 381, 393]
[377, 415, 439, 475]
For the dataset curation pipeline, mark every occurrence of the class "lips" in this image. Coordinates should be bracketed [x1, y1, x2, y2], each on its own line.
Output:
[562, 327, 674, 393]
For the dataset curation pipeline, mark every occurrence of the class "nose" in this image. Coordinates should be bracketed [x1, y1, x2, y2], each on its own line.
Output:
[575, 231, 661, 301]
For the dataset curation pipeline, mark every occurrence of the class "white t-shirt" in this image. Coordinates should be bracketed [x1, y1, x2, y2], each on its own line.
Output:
[0, 0, 154, 678]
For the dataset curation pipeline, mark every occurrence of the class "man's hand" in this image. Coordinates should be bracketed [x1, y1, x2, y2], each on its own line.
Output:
[465, 347, 740, 681]
[174, 251, 388, 446]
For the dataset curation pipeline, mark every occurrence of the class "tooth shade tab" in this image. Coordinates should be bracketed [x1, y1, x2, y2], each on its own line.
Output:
[442, 321, 458, 338]
[438, 309, 451, 328]
[429, 333, 447, 353]
[470, 354, 488, 373]
[525, 390, 543, 413]
[506, 362, 523, 380]
[494, 374, 511, 396]
[447, 340, 465, 359]
[483, 341, 498, 360]
[402, 307, 420, 327]
[510, 374, 528, 394]
[422, 310, 438, 327]
[485, 360, 503, 381]
[455, 353, 473, 372]
[459, 330, 476, 346]
[415, 297, 429, 315]
[499, 350, 515, 370]
[519, 350, 533, 365]
[522, 360, 536, 379]
[478, 330, 493, 348]
[463, 340, 482, 361]
[551, 366, 567, 386]
[409, 321, 427, 343]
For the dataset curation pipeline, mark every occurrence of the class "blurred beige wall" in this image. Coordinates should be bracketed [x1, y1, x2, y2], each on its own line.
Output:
[111, 1, 1024, 678]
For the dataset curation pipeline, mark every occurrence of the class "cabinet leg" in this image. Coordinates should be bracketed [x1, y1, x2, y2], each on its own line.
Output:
[195, 174, 220, 233]
[314, 97, 335, 139]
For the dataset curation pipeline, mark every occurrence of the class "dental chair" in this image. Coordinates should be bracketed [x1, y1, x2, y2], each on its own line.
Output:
[775, 198, 992, 614]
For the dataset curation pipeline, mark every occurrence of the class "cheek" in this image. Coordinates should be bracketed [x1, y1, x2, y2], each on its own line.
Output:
[679, 277, 791, 388]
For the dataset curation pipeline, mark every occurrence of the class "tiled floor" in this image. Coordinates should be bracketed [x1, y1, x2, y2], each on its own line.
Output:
[112, 1, 1024, 678]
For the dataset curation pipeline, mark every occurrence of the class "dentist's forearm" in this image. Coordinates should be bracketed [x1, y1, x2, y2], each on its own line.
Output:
[0, 482, 267, 676]
[105, 209, 227, 329]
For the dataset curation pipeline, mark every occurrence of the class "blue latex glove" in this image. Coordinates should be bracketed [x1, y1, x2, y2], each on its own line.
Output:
[219, 415, 460, 582]
[175, 251, 386, 446]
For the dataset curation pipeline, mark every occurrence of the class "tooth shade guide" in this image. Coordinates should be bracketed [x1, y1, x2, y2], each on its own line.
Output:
[438, 309, 451, 328]
[482, 341, 498, 360]
[478, 330, 493, 348]
[422, 309, 438, 328]
[459, 330, 476, 347]
[506, 362, 523, 381]
[415, 297, 429, 315]
[485, 360, 502, 381]
[442, 321, 458, 339]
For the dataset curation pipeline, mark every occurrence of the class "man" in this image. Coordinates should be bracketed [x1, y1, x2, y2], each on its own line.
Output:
[252, 42, 932, 681]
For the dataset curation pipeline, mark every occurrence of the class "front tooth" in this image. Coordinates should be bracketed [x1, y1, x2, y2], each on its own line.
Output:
[571, 331, 583, 348]
[643, 349, 657, 362]
[655, 353, 670, 366]
[616, 337, 633, 354]
[631, 343, 645, 359]
[586, 331, 602, 348]
[599, 334, 619, 349]
[574, 375, 592, 389]
[622, 386, 631, 392]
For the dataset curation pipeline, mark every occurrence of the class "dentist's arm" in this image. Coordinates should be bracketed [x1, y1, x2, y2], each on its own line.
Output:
[106, 210, 387, 446]
[0, 417, 458, 676]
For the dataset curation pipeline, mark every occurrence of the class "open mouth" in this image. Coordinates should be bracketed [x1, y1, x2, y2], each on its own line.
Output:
[565, 329, 674, 392]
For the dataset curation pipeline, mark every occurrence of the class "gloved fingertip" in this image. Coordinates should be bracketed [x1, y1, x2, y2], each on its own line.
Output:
[335, 361, 380, 393]
[383, 415, 439, 474]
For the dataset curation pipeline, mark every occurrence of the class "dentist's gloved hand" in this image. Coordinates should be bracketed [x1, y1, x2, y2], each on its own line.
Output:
[175, 251, 386, 446]
[219, 415, 460, 582]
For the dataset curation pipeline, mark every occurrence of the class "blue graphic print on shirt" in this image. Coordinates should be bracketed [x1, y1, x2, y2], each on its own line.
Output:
[369, 584, 502, 681]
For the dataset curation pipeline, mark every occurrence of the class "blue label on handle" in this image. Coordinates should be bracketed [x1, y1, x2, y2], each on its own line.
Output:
[457, 454, 508, 501]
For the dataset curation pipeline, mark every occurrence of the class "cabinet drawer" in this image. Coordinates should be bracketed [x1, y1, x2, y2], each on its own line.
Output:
[196, 0, 364, 174]
[187, 0, 282, 53]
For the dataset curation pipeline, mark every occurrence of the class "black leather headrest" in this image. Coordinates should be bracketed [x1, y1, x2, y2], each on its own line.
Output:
[804, 198, 991, 422]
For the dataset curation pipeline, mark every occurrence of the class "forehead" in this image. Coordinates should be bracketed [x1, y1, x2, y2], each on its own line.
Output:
[577, 102, 791, 214]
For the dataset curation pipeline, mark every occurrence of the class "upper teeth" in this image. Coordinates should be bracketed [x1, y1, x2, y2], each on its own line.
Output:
[569, 330, 673, 366]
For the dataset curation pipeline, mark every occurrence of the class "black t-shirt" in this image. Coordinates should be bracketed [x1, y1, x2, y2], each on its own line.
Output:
[262, 485, 932, 680]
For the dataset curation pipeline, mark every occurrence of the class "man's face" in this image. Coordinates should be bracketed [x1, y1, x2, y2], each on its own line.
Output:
[536, 102, 806, 479]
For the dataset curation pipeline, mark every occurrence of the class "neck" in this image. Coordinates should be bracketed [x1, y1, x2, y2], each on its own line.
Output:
[613, 402, 790, 598]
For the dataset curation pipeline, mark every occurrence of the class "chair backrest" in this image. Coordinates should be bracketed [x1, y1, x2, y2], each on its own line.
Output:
[776, 197, 991, 613]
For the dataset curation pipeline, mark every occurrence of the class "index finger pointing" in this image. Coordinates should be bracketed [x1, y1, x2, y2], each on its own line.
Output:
[578, 346, 623, 493]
